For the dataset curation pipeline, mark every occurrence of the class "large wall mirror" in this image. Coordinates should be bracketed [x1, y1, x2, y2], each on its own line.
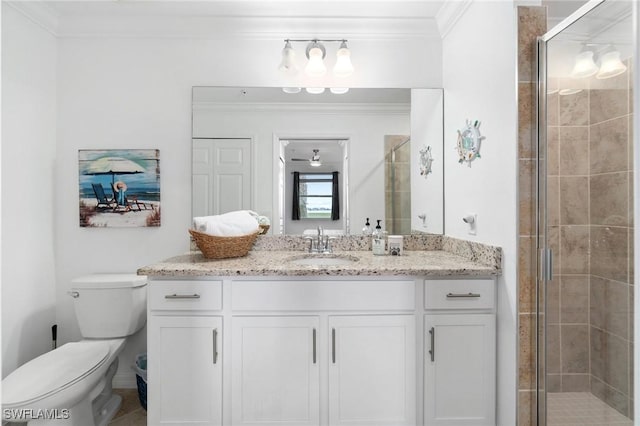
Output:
[192, 87, 444, 235]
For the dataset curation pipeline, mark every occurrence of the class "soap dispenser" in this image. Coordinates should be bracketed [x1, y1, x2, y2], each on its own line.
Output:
[372, 220, 385, 255]
[362, 218, 372, 235]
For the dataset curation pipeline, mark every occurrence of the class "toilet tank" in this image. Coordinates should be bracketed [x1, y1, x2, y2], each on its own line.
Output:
[71, 274, 147, 338]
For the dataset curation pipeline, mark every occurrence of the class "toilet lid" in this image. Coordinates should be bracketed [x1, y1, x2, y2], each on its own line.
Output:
[2, 341, 110, 406]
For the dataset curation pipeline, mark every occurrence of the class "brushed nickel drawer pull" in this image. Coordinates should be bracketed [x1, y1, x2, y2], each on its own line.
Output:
[332, 328, 336, 364]
[165, 293, 201, 299]
[446, 292, 481, 298]
[312, 328, 317, 364]
[212, 329, 218, 364]
[428, 327, 435, 362]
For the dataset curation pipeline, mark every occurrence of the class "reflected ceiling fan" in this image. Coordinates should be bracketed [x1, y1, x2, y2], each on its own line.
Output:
[291, 149, 322, 167]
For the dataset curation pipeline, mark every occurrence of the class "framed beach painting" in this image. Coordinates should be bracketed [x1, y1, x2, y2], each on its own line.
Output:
[78, 149, 161, 227]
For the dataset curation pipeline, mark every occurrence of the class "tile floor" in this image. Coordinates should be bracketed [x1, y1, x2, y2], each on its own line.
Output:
[547, 392, 633, 426]
[108, 389, 147, 426]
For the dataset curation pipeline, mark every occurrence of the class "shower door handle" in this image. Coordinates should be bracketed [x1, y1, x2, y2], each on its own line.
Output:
[542, 248, 553, 282]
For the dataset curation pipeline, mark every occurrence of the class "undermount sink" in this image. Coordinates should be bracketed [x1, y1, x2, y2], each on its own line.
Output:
[286, 254, 359, 267]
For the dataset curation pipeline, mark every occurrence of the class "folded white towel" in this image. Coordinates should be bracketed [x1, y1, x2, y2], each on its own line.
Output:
[193, 210, 259, 237]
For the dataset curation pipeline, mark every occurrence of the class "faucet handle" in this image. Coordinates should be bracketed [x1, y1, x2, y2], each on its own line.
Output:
[303, 236, 316, 253]
[325, 236, 338, 253]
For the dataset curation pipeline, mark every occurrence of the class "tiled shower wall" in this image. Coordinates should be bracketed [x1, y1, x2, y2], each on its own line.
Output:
[517, 6, 547, 426]
[384, 135, 411, 234]
[545, 54, 634, 416]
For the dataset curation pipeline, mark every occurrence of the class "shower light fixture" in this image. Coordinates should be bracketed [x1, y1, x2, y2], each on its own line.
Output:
[596, 50, 627, 79]
[278, 39, 354, 78]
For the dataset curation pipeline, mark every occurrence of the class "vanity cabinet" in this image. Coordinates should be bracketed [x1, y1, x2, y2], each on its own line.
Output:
[423, 279, 496, 426]
[148, 315, 223, 426]
[231, 316, 320, 426]
[328, 315, 415, 426]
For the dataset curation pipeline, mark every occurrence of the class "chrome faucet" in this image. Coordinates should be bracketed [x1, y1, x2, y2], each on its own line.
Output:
[303, 226, 335, 253]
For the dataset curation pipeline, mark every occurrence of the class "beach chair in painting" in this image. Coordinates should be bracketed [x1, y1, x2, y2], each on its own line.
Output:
[91, 183, 117, 210]
[110, 183, 152, 212]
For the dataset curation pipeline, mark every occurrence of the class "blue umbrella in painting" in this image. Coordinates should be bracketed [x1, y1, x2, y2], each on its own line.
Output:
[83, 156, 146, 184]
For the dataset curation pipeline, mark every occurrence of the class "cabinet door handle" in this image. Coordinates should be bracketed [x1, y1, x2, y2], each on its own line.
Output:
[332, 328, 336, 364]
[428, 327, 435, 362]
[165, 293, 200, 299]
[446, 292, 481, 298]
[212, 329, 218, 364]
[312, 328, 317, 364]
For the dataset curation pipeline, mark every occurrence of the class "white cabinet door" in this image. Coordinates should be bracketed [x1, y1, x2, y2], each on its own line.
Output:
[424, 314, 495, 426]
[148, 316, 223, 426]
[328, 315, 416, 426]
[231, 316, 320, 426]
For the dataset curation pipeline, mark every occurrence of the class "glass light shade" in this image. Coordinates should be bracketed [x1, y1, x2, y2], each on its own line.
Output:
[570, 51, 598, 79]
[305, 47, 327, 77]
[596, 51, 627, 79]
[310, 160, 322, 167]
[305, 87, 325, 94]
[333, 43, 354, 78]
[282, 87, 301, 94]
[278, 42, 298, 74]
[330, 88, 349, 94]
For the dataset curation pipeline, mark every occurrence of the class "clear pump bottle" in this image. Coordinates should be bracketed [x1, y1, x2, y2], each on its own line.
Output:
[372, 220, 386, 255]
[362, 218, 372, 235]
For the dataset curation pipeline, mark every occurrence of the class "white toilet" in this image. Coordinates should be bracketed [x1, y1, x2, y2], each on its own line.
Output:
[2, 274, 147, 426]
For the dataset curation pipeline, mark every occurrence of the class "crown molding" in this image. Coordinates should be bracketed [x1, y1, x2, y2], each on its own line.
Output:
[4, 1, 59, 36]
[435, 0, 473, 39]
[193, 101, 410, 115]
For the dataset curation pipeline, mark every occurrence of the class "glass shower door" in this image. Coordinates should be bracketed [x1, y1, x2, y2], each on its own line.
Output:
[538, 1, 637, 424]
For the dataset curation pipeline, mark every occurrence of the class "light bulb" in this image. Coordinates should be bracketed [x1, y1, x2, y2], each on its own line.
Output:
[278, 41, 298, 74]
[597, 50, 627, 79]
[330, 88, 349, 94]
[305, 42, 327, 77]
[570, 51, 598, 79]
[333, 41, 354, 78]
[305, 87, 325, 94]
[282, 87, 301, 94]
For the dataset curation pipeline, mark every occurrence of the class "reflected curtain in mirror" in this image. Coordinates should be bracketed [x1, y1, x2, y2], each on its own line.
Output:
[292, 172, 300, 220]
[331, 172, 340, 220]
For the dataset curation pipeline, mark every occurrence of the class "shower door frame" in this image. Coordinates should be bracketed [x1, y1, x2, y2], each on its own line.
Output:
[535, 0, 639, 425]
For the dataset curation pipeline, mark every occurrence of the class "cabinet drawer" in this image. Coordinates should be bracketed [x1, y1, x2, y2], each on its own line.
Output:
[149, 280, 222, 311]
[425, 279, 495, 310]
[232, 280, 415, 311]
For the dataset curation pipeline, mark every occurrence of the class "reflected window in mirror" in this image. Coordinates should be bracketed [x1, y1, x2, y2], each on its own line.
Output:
[293, 172, 339, 220]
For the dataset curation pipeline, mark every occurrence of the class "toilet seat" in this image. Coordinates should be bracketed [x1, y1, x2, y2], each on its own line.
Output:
[2, 341, 110, 407]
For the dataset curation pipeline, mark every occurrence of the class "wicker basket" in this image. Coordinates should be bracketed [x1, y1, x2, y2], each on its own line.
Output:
[189, 229, 259, 259]
[258, 224, 270, 235]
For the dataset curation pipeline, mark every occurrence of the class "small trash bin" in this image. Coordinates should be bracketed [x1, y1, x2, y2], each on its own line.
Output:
[133, 353, 147, 411]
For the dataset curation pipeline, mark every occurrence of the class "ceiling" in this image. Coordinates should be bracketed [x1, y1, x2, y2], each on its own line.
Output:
[43, 1, 446, 19]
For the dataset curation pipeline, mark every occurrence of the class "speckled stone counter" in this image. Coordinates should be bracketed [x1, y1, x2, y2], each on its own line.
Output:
[139, 236, 501, 277]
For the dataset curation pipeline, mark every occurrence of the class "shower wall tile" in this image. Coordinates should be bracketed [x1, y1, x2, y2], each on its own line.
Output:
[547, 177, 560, 226]
[559, 177, 589, 225]
[548, 126, 560, 175]
[561, 324, 589, 373]
[548, 226, 560, 274]
[560, 226, 590, 274]
[517, 6, 546, 82]
[547, 324, 561, 374]
[520, 160, 535, 235]
[590, 76, 629, 125]
[558, 126, 589, 176]
[560, 275, 589, 324]
[547, 278, 560, 324]
[519, 236, 535, 312]
[562, 374, 590, 392]
[591, 226, 628, 283]
[559, 90, 589, 126]
[590, 276, 629, 339]
[591, 326, 629, 394]
[547, 374, 561, 392]
[519, 313, 535, 389]
[629, 120, 634, 177]
[591, 376, 630, 417]
[591, 116, 629, 174]
[629, 227, 635, 286]
[519, 83, 535, 158]
[590, 172, 629, 227]
[548, 92, 559, 126]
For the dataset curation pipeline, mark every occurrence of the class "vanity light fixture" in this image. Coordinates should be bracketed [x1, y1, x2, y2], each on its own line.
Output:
[596, 50, 627, 79]
[570, 50, 598, 79]
[279, 39, 354, 78]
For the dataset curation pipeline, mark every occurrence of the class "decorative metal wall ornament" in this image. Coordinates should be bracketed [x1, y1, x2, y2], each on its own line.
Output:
[419, 145, 434, 178]
[456, 119, 485, 166]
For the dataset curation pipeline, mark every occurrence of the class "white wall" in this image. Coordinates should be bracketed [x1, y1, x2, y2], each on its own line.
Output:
[442, 2, 518, 424]
[54, 35, 440, 385]
[1, 4, 58, 377]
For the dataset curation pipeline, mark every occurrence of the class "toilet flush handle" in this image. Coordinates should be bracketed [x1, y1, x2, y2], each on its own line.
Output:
[67, 291, 80, 298]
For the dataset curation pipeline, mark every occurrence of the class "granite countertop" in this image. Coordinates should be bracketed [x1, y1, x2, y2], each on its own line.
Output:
[138, 248, 500, 278]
